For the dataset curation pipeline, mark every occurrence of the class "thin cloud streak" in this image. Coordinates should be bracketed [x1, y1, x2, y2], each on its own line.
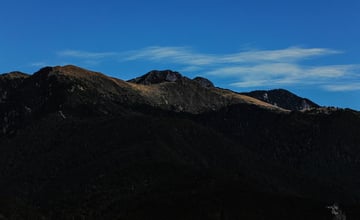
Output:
[124, 46, 359, 91]
[207, 63, 302, 77]
[57, 46, 360, 91]
[221, 47, 341, 63]
[124, 46, 340, 65]
[124, 47, 215, 66]
[220, 64, 358, 89]
[323, 83, 360, 92]
[30, 62, 50, 67]
[305, 65, 356, 78]
[58, 50, 117, 59]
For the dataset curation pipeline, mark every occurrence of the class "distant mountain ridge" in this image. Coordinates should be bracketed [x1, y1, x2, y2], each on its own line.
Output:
[128, 70, 183, 84]
[243, 89, 320, 111]
[0, 65, 359, 219]
[0, 65, 280, 136]
[128, 70, 215, 88]
[0, 66, 320, 113]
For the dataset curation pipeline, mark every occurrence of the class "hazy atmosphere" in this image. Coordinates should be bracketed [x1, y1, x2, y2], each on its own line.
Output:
[2, 0, 360, 109]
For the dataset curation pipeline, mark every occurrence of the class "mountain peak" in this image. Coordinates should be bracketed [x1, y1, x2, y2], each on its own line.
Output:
[192, 76, 214, 88]
[128, 70, 216, 89]
[0, 71, 29, 79]
[243, 89, 319, 111]
[33, 65, 107, 79]
[128, 70, 183, 85]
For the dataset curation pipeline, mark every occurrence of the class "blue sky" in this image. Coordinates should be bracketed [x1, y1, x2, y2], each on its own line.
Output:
[1, 0, 360, 109]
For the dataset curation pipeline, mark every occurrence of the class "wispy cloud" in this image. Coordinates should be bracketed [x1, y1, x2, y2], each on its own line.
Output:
[220, 47, 340, 63]
[55, 50, 119, 68]
[207, 63, 301, 77]
[30, 62, 51, 67]
[123, 46, 359, 91]
[323, 83, 360, 91]
[209, 64, 358, 89]
[125, 46, 216, 65]
[56, 46, 360, 91]
[124, 46, 340, 65]
[58, 50, 117, 59]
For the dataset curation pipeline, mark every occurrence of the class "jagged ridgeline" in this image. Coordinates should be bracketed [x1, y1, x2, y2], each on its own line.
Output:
[0, 65, 359, 219]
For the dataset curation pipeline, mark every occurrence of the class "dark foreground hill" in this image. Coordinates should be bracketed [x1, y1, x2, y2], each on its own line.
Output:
[0, 65, 359, 219]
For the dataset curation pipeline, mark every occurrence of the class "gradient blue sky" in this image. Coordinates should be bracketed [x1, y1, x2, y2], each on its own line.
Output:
[2, 0, 360, 109]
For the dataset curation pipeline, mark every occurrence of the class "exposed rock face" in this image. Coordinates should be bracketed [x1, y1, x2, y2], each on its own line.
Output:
[192, 76, 214, 88]
[327, 203, 346, 220]
[243, 89, 319, 111]
[128, 70, 183, 85]
[0, 65, 360, 219]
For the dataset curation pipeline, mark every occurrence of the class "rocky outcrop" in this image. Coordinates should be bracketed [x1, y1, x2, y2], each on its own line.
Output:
[243, 89, 319, 111]
[192, 76, 214, 88]
[327, 203, 347, 220]
[127, 69, 279, 113]
[128, 70, 183, 85]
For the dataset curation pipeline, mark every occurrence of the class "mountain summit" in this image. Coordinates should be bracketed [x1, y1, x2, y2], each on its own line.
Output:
[128, 70, 215, 88]
[243, 89, 319, 111]
[0, 65, 359, 219]
[128, 70, 183, 84]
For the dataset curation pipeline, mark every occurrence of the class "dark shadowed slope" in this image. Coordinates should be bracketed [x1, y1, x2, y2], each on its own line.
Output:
[0, 65, 359, 219]
[0, 71, 29, 102]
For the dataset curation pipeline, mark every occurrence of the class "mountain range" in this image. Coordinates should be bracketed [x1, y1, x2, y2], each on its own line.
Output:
[0, 65, 359, 219]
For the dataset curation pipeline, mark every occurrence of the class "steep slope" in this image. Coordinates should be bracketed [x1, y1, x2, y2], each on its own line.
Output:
[128, 70, 282, 113]
[128, 70, 183, 84]
[1, 66, 283, 138]
[0, 65, 359, 219]
[0, 65, 149, 137]
[243, 89, 319, 111]
[128, 70, 214, 88]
